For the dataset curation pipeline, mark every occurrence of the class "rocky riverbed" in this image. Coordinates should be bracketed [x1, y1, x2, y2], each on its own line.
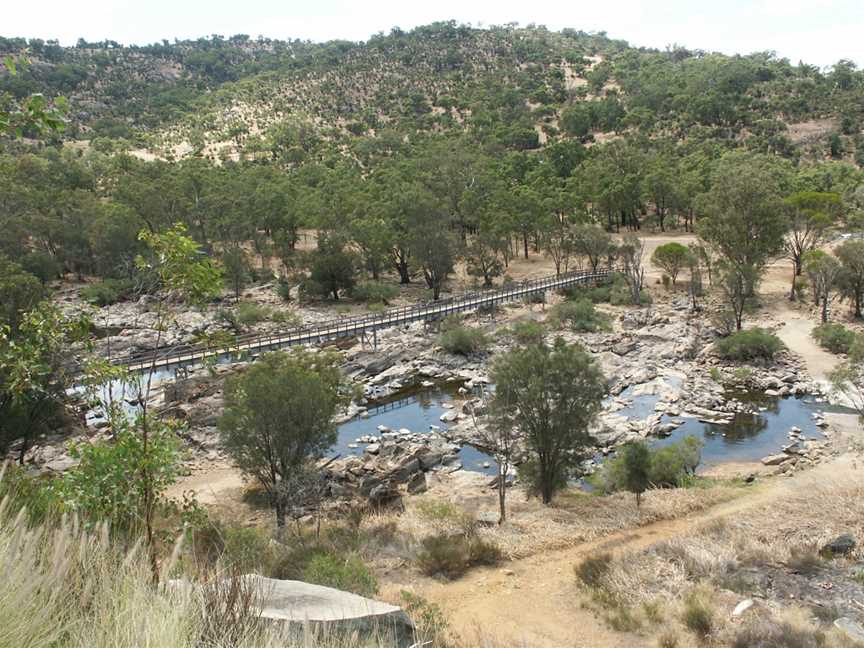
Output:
[13, 295, 847, 506]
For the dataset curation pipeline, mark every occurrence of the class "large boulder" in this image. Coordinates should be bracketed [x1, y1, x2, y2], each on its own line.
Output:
[176, 575, 414, 645]
[821, 534, 856, 557]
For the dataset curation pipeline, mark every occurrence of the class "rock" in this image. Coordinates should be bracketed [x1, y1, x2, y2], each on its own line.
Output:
[42, 456, 79, 473]
[417, 451, 443, 470]
[406, 471, 427, 494]
[177, 575, 414, 643]
[359, 476, 383, 496]
[654, 422, 678, 437]
[821, 533, 856, 556]
[732, 599, 754, 617]
[439, 410, 460, 423]
[368, 483, 401, 506]
[389, 457, 420, 483]
[761, 454, 790, 466]
[364, 443, 381, 455]
[834, 617, 864, 643]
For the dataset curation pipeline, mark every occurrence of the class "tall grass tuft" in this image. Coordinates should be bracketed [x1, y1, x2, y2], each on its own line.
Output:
[0, 463, 416, 647]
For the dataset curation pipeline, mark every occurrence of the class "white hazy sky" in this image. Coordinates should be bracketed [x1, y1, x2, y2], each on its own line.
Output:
[4, 0, 863, 68]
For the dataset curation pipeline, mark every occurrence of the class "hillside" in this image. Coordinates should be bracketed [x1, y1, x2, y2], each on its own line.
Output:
[2, 23, 863, 163]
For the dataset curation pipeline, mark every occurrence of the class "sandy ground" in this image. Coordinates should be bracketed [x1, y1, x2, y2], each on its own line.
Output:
[397, 455, 862, 647]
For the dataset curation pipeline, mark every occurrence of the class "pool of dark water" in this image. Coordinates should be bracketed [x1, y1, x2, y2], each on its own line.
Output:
[647, 391, 829, 468]
[333, 384, 498, 475]
[334, 379, 841, 479]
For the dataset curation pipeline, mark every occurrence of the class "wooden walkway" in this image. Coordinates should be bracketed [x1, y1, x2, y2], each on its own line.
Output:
[116, 269, 612, 373]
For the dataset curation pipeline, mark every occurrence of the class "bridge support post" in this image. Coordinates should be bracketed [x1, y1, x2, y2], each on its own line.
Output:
[373, 328, 377, 350]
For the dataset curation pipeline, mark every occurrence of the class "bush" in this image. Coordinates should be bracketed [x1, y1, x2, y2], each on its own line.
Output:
[80, 278, 135, 306]
[787, 545, 823, 575]
[681, 590, 714, 637]
[550, 299, 610, 332]
[219, 302, 298, 332]
[812, 323, 856, 354]
[508, 320, 546, 345]
[302, 551, 378, 597]
[416, 533, 501, 579]
[562, 283, 612, 304]
[439, 325, 488, 356]
[591, 437, 703, 493]
[352, 282, 399, 305]
[276, 277, 294, 302]
[715, 328, 783, 361]
[21, 251, 62, 283]
[731, 616, 826, 648]
[610, 276, 652, 306]
[575, 553, 612, 589]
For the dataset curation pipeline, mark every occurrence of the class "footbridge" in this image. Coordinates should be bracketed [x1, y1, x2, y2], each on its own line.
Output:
[115, 268, 612, 373]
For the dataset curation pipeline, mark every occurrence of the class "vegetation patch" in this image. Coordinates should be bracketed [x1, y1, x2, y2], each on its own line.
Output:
[715, 328, 784, 361]
[812, 322, 857, 354]
[550, 298, 610, 332]
[439, 320, 489, 355]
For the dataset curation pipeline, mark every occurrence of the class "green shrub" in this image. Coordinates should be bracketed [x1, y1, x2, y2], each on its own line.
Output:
[550, 299, 610, 332]
[302, 551, 379, 597]
[352, 282, 399, 305]
[812, 323, 856, 354]
[439, 325, 488, 356]
[80, 278, 134, 306]
[562, 283, 612, 304]
[591, 437, 703, 493]
[715, 328, 783, 361]
[400, 591, 451, 647]
[416, 533, 501, 579]
[235, 302, 270, 327]
[276, 277, 293, 302]
[220, 526, 274, 573]
[610, 276, 652, 306]
[21, 251, 62, 283]
[0, 463, 60, 524]
[681, 591, 714, 637]
[508, 320, 546, 345]
[575, 553, 612, 589]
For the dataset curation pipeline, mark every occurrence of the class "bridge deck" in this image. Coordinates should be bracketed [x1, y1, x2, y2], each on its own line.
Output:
[117, 269, 611, 373]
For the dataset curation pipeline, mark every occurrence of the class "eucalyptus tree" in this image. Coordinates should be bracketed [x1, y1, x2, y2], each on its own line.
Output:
[836, 239, 864, 318]
[697, 152, 792, 322]
[492, 339, 605, 504]
[783, 191, 839, 300]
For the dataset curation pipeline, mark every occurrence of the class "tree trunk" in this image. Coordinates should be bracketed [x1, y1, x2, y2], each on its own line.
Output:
[789, 263, 797, 301]
[274, 500, 286, 540]
[497, 474, 507, 525]
[396, 262, 410, 284]
[523, 233, 529, 260]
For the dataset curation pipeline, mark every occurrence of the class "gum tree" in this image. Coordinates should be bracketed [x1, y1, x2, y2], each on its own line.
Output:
[491, 338, 605, 504]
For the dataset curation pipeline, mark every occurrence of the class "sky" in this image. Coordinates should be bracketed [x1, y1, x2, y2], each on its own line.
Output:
[4, 0, 863, 68]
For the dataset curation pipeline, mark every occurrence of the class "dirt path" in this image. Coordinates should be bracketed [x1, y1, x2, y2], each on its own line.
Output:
[410, 459, 851, 647]
[774, 311, 838, 383]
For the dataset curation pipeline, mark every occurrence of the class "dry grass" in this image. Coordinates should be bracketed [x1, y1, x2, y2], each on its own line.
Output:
[396, 481, 742, 561]
[598, 473, 864, 607]
[0, 466, 420, 648]
[579, 463, 864, 645]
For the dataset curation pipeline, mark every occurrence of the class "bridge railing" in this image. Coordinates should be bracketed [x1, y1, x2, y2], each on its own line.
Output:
[114, 268, 613, 370]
